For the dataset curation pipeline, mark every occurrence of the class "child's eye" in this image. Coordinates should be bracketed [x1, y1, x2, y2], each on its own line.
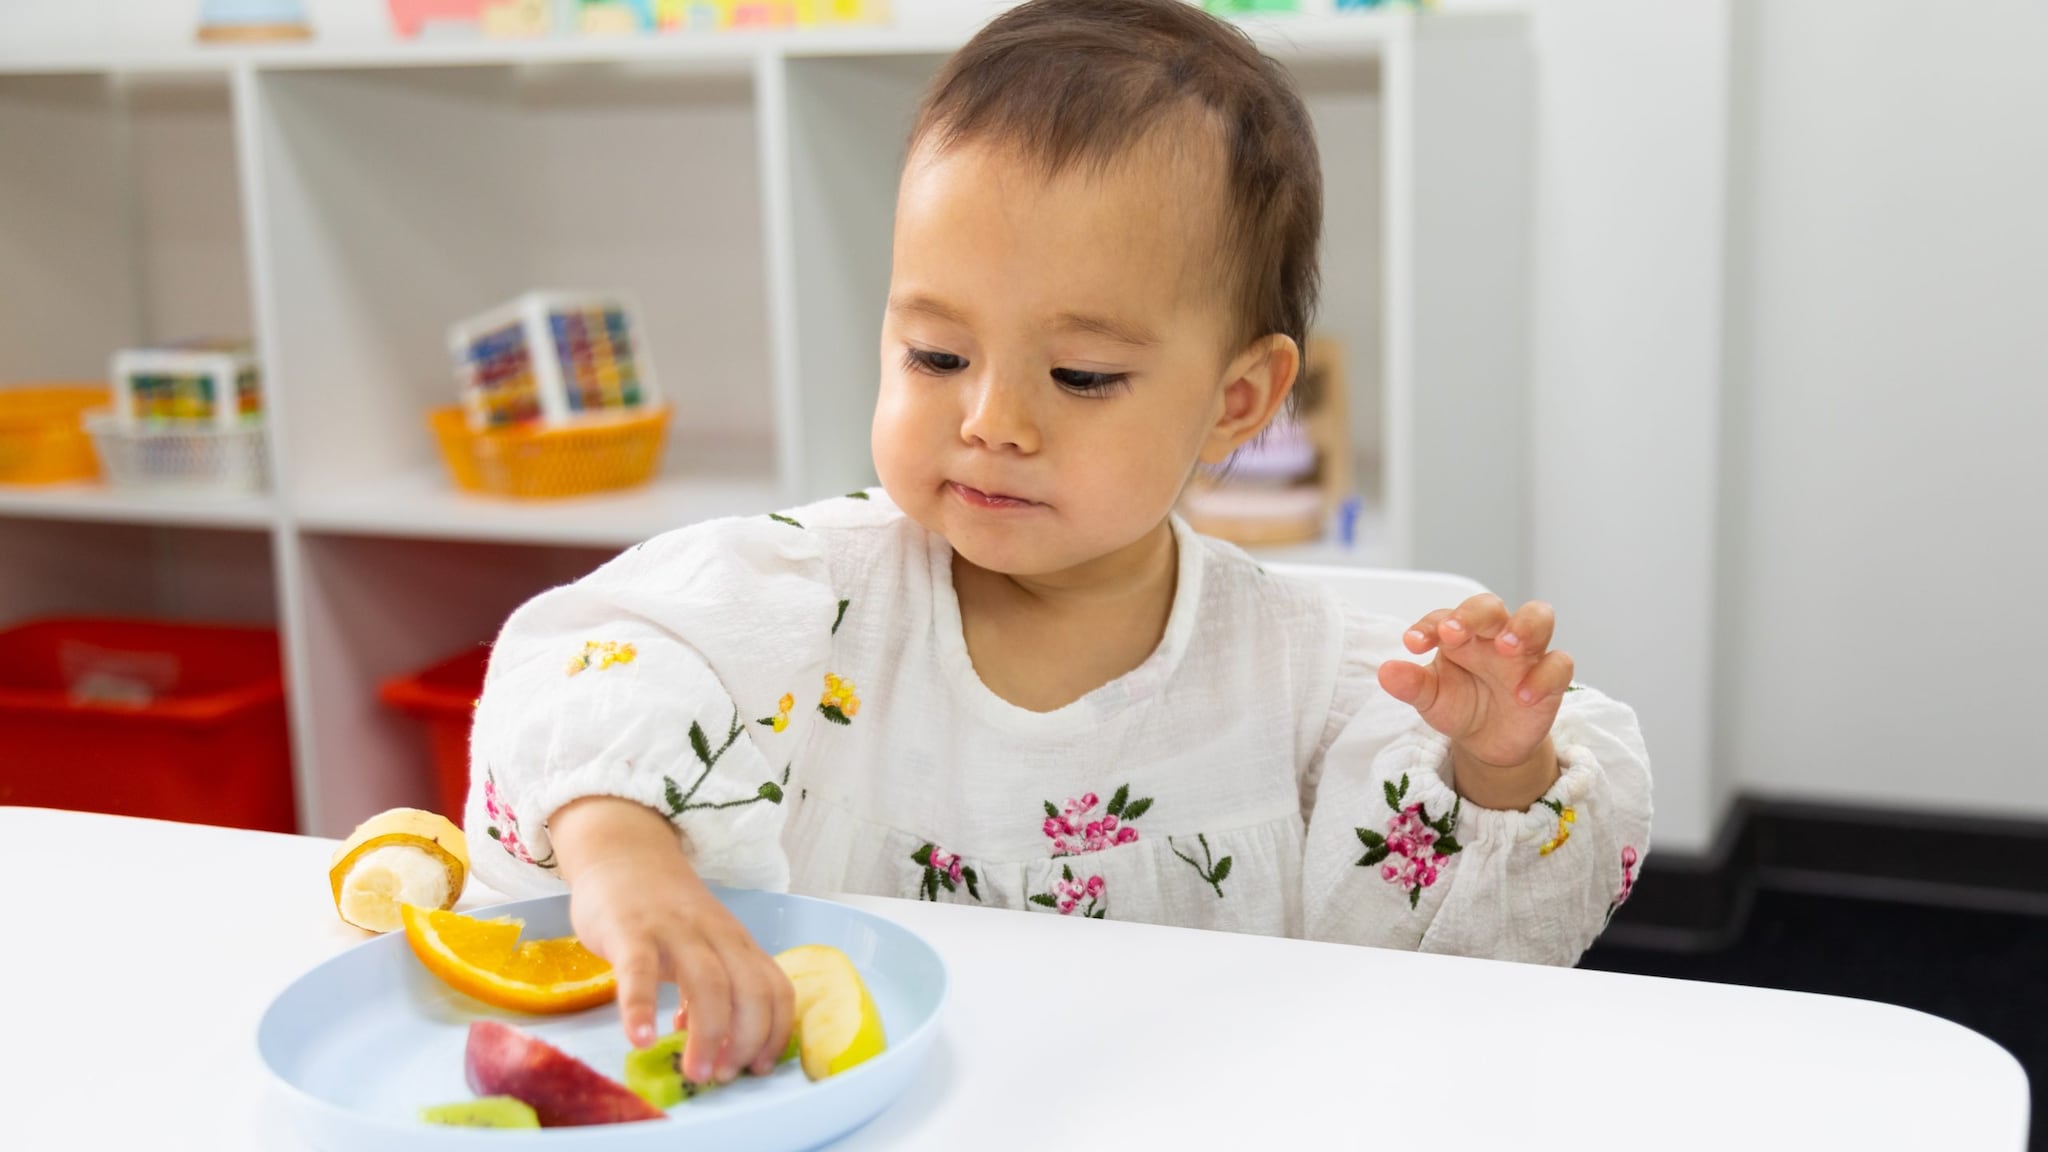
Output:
[1051, 368, 1130, 397]
[904, 348, 968, 376]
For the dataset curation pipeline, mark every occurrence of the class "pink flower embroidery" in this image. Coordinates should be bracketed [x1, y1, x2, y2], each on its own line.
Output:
[481, 770, 555, 869]
[1030, 864, 1107, 918]
[1042, 784, 1151, 856]
[1617, 845, 1639, 906]
[1353, 774, 1462, 910]
[912, 843, 981, 902]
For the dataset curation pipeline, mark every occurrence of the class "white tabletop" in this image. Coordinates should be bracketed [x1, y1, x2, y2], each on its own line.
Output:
[0, 807, 2028, 1150]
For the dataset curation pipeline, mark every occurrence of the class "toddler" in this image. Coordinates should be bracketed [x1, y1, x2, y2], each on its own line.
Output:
[469, 0, 1652, 1092]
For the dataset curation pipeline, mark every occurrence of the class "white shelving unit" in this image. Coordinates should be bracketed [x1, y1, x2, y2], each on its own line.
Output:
[0, 8, 1531, 837]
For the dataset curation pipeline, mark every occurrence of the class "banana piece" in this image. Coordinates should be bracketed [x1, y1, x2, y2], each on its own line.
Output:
[329, 807, 469, 932]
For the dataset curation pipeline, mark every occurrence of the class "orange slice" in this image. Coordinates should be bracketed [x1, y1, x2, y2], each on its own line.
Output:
[400, 905, 617, 1014]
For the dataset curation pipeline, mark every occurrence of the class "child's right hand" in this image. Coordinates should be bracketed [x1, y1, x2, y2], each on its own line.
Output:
[548, 796, 795, 1085]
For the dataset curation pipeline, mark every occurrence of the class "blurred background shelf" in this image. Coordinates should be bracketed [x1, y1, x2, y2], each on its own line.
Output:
[291, 461, 781, 548]
[0, 483, 277, 530]
[0, 6, 1532, 836]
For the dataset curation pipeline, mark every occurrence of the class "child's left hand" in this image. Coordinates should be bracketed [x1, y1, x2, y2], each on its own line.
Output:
[1377, 594, 1572, 804]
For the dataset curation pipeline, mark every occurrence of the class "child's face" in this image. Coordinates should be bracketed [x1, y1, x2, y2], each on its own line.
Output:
[873, 132, 1290, 578]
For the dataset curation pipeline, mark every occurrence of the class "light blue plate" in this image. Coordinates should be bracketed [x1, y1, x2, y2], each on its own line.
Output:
[257, 890, 947, 1151]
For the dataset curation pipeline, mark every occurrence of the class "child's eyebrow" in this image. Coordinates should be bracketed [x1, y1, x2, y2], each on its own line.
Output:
[888, 294, 969, 326]
[889, 294, 1160, 350]
[1049, 311, 1160, 349]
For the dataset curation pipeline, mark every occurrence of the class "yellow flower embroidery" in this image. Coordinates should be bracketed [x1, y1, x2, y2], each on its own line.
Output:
[819, 673, 860, 725]
[565, 640, 637, 677]
[758, 693, 796, 733]
[1537, 798, 1576, 856]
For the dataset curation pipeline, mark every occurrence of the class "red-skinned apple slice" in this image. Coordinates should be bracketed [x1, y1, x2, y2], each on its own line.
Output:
[465, 1020, 665, 1127]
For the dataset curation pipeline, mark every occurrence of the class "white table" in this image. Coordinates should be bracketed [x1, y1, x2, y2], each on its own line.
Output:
[0, 807, 2029, 1150]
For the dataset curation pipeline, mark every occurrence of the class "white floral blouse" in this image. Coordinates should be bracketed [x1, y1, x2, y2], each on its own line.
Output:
[467, 491, 1653, 966]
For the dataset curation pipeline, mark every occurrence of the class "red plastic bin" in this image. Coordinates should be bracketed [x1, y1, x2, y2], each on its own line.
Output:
[0, 618, 296, 833]
[379, 645, 489, 826]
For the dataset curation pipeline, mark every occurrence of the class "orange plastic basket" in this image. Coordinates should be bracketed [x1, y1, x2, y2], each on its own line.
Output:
[0, 384, 110, 484]
[428, 404, 670, 500]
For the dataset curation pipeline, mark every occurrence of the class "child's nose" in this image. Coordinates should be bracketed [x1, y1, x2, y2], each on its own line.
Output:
[959, 373, 1041, 454]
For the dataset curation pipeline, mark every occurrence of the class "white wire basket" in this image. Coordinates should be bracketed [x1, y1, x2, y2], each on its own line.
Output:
[85, 414, 269, 496]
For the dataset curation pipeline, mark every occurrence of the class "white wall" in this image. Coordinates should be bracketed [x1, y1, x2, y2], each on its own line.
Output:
[1526, 0, 1733, 855]
[1718, 0, 2048, 818]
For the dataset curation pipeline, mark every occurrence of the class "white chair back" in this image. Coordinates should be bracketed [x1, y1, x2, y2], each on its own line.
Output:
[1263, 563, 1491, 626]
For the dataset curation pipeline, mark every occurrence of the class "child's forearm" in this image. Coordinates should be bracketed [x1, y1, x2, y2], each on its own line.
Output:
[550, 795, 693, 884]
[1449, 735, 1560, 812]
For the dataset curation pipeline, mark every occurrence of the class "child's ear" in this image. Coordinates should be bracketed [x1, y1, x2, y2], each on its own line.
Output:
[1199, 334, 1300, 466]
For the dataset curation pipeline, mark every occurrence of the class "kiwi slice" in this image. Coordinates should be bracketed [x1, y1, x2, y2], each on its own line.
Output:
[623, 1032, 710, 1110]
[419, 1096, 541, 1128]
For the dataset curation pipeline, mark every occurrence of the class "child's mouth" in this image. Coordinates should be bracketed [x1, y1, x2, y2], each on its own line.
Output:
[949, 482, 1040, 510]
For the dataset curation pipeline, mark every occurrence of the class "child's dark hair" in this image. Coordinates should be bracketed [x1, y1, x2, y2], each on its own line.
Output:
[909, 0, 1323, 369]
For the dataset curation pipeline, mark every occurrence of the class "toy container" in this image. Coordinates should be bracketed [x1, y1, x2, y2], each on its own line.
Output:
[0, 384, 110, 485]
[0, 618, 296, 833]
[448, 291, 661, 430]
[379, 645, 491, 825]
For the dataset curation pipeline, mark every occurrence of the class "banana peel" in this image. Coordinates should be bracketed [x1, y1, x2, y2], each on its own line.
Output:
[329, 807, 469, 932]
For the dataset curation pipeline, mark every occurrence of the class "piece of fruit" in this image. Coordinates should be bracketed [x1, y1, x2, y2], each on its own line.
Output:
[466, 1021, 664, 1127]
[329, 807, 468, 933]
[401, 904, 616, 1014]
[419, 1097, 541, 1128]
[773, 945, 887, 1081]
[622, 1032, 709, 1110]
[621, 1029, 799, 1109]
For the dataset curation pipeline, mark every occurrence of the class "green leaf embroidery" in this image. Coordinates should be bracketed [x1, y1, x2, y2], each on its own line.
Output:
[832, 599, 850, 635]
[1408, 886, 1423, 911]
[1436, 835, 1462, 855]
[1169, 833, 1231, 899]
[1044, 800, 1059, 820]
[1061, 864, 1075, 882]
[819, 704, 851, 725]
[781, 764, 791, 785]
[845, 491, 870, 500]
[1089, 907, 1106, 919]
[1356, 828, 1386, 850]
[911, 843, 933, 867]
[768, 513, 802, 528]
[1357, 844, 1391, 867]
[1121, 797, 1153, 821]
[1029, 893, 1059, 908]
[1107, 784, 1130, 818]
[757, 781, 784, 804]
[923, 871, 938, 902]
[1565, 684, 1585, 693]
[963, 866, 981, 902]
[486, 826, 501, 841]
[664, 777, 685, 813]
[755, 716, 777, 727]
[1537, 797, 1563, 816]
[1383, 778, 1403, 811]
[689, 722, 712, 767]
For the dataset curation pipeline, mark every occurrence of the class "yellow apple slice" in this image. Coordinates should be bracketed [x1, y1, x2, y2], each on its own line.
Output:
[773, 944, 887, 1081]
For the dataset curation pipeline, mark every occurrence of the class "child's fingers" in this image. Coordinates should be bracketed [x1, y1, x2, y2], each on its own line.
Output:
[674, 943, 733, 1085]
[1515, 649, 1576, 705]
[753, 966, 796, 1077]
[1498, 600, 1555, 656]
[611, 940, 662, 1049]
[715, 945, 777, 1083]
[1448, 593, 1509, 641]
[1377, 658, 1437, 712]
[1404, 609, 1453, 653]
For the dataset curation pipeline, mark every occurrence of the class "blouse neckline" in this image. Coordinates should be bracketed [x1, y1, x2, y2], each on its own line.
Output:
[926, 515, 1207, 737]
